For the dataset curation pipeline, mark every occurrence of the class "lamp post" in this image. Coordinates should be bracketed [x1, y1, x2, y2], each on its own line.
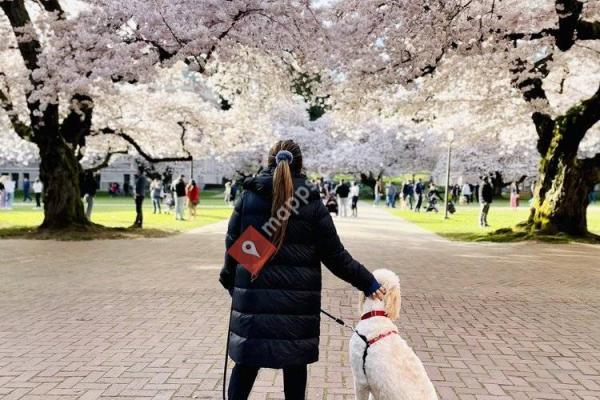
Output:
[444, 131, 454, 220]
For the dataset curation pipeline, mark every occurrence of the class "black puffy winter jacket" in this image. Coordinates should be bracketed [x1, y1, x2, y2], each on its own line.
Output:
[219, 169, 379, 368]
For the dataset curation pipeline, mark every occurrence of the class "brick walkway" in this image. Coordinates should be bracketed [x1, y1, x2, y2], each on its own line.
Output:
[0, 205, 599, 399]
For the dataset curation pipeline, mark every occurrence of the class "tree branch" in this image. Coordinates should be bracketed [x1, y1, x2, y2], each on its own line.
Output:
[85, 149, 128, 173]
[504, 28, 557, 46]
[37, 0, 64, 18]
[197, 7, 263, 73]
[0, 72, 33, 139]
[560, 84, 600, 135]
[510, 54, 553, 103]
[532, 112, 556, 155]
[581, 153, 600, 183]
[554, 0, 583, 51]
[59, 95, 94, 152]
[576, 19, 600, 41]
[96, 127, 193, 163]
[177, 120, 193, 159]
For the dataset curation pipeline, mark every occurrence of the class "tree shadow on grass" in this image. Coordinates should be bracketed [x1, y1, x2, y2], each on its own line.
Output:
[0, 224, 175, 241]
[443, 225, 600, 244]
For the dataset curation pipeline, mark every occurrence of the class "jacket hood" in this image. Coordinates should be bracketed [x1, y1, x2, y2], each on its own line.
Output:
[242, 168, 320, 201]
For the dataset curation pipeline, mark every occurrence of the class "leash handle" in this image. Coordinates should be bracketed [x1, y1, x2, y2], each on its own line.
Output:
[320, 309, 345, 326]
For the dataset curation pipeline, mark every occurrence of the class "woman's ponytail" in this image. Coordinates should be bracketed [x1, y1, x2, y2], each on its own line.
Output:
[268, 142, 302, 252]
[271, 159, 294, 251]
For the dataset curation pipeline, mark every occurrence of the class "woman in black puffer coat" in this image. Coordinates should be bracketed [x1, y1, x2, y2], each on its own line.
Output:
[219, 140, 384, 400]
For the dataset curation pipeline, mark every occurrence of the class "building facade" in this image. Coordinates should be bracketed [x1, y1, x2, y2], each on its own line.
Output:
[0, 156, 226, 191]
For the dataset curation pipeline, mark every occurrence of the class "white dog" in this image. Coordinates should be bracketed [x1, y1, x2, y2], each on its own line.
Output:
[349, 269, 438, 400]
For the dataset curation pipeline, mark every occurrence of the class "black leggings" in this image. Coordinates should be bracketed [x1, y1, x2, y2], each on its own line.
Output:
[228, 364, 307, 400]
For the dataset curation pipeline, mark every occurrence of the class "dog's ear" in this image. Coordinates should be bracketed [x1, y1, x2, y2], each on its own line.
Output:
[384, 284, 401, 320]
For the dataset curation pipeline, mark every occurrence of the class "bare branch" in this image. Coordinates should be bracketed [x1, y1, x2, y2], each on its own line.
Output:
[96, 127, 193, 163]
[85, 149, 128, 173]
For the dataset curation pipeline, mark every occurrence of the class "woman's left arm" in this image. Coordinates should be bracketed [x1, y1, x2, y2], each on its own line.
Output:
[219, 194, 244, 292]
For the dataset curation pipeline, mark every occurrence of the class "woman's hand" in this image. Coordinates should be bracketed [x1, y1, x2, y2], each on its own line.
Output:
[369, 287, 386, 301]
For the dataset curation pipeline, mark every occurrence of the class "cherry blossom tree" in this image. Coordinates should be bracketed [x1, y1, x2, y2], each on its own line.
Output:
[319, 0, 600, 236]
[0, 0, 317, 229]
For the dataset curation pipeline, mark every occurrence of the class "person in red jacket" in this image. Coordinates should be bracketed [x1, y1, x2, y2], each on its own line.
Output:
[186, 180, 200, 219]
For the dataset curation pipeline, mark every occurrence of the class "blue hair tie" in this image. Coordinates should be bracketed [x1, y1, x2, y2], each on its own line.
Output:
[276, 150, 293, 165]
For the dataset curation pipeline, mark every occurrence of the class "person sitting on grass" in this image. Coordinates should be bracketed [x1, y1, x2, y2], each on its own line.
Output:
[425, 184, 441, 213]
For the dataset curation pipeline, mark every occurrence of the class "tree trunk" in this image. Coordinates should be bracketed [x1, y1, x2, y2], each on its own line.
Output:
[38, 134, 89, 230]
[528, 121, 594, 236]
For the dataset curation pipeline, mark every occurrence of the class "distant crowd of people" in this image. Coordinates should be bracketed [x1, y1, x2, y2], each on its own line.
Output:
[312, 178, 361, 217]
[0, 175, 43, 210]
[373, 178, 443, 213]
[370, 176, 496, 227]
[130, 171, 202, 228]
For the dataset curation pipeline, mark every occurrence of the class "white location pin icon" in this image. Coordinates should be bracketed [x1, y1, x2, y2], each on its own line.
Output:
[241, 240, 260, 258]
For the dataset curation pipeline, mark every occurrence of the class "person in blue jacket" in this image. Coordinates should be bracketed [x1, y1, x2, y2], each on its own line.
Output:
[219, 139, 384, 400]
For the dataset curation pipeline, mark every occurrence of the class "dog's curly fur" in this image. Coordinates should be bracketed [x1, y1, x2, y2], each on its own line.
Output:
[349, 269, 438, 400]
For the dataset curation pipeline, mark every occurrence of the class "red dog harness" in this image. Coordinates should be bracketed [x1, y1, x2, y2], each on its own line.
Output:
[356, 311, 398, 375]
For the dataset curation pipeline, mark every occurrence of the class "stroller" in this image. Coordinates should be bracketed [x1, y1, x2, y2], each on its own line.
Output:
[325, 194, 339, 216]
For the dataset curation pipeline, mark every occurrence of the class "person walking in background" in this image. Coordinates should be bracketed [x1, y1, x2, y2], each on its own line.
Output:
[479, 176, 493, 227]
[132, 168, 146, 228]
[373, 178, 383, 206]
[350, 181, 360, 217]
[186, 179, 200, 219]
[509, 181, 520, 209]
[387, 182, 397, 208]
[3, 176, 15, 209]
[81, 171, 97, 220]
[401, 181, 411, 209]
[335, 179, 350, 217]
[461, 182, 472, 204]
[33, 178, 43, 209]
[406, 180, 415, 210]
[219, 139, 384, 400]
[150, 178, 163, 214]
[230, 181, 238, 204]
[529, 180, 537, 206]
[414, 178, 424, 212]
[22, 177, 31, 202]
[172, 175, 187, 221]
[451, 184, 460, 203]
[224, 181, 232, 205]
[0, 176, 5, 209]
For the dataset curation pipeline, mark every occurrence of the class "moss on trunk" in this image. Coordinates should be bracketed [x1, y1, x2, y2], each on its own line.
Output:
[528, 110, 597, 237]
[38, 138, 89, 230]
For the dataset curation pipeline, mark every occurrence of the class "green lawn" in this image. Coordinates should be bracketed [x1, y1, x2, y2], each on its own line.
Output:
[0, 189, 233, 234]
[389, 200, 600, 241]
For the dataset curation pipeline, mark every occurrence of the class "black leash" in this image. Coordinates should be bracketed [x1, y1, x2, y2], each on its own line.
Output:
[319, 309, 370, 375]
[223, 300, 234, 400]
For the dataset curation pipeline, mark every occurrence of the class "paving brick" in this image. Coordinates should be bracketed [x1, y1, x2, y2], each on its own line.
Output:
[1, 206, 599, 399]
